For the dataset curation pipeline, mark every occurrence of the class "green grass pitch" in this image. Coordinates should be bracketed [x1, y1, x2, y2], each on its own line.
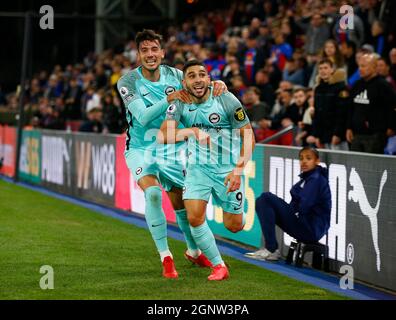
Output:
[0, 179, 347, 300]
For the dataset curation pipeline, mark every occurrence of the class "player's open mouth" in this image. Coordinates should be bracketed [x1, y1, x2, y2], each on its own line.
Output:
[193, 84, 205, 94]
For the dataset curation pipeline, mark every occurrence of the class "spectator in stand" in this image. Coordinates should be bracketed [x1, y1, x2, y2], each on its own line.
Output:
[222, 55, 245, 88]
[95, 64, 108, 89]
[255, 68, 276, 108]
[229, 1, 251, 27]
[28, 78, 43, 105]
[263, 58, 282, 90]
[339, 40, 358, 79]
[102, 93, 125, 134]
[370, 20, 386, 56]
[309, 39, 345, 87]
[283, 57, 306, 86]
[347, 53, 396, 154]
[310, 58, 349, 150]
[269, 32, 293, 72]
[177, 21, 196, 44]
[243, 33, 266, 85]
[333, 1, 365, 47]
[284, 88, 308, 126]
[263, 88, 294, 131]
[79, 99, 103, 133]
[204, 44, 226, 81]
[256, 22, 272, 53]
[377, 58, 396, 90]
[242, 87, 271, 130]
[390, 48, 396, 82]
[110, 63, 122, 94]
[230, 75, 248, 100]
[64, 77, 83, 120]
[304, 13, 330, 56]
[348, 45, 374, 86]
[39, 102, 65, 130]
[195, 24, 216, 46]
[269, 80, 293, 119]
[173, 58, 185, 71]
[43, 74, 62, 100]
[80, 86, 96, 119]
[123, 40, 138, 64]
[296, 93, 315, 146]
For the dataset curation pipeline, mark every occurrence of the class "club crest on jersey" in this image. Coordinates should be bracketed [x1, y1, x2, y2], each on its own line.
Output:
[165, 86, 176, 95]
[209, 113, 221, 124]
[136, 167, 143, 175]
[234, 107, 246, 121]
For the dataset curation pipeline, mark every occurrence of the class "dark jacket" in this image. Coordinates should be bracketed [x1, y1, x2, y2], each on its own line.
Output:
[79, 120, 103, 133]
[289, 166, 331, 241]
[283, 101, 308, 125]
[313, 69, 349, 143]
[245, 102, 271, 123]
[347, 75, 396, 135]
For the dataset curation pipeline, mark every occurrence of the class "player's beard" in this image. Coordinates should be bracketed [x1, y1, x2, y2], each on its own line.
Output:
[186, 83, 209, 100]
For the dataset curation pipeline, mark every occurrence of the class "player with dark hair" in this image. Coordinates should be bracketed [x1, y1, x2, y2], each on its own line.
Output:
[158, 60, 255, 280]
[117, 30, 227, 279]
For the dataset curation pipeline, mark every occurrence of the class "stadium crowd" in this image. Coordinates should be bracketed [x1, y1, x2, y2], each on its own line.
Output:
[1, 0, 396, 154]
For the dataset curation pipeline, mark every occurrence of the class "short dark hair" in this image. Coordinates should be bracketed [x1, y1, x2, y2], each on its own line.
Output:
[135, 29, 163, 50]
[378, 57, 389, 65]
[318, 58, 334, 67]
[182, 60, 207, 75]
[246, 86, 261, 96]
[293, 87, 306, 95]
[299, 146, 320, 159]
[344, 40, 356, 52]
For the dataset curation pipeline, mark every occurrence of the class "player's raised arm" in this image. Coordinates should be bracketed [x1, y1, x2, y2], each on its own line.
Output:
[118, 77, 192, 127]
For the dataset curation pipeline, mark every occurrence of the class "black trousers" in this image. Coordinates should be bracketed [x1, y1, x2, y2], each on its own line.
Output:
[350, 133, 387, 154]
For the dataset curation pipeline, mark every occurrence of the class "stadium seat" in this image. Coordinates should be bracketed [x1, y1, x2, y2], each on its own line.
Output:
[286, 241, 329, 272]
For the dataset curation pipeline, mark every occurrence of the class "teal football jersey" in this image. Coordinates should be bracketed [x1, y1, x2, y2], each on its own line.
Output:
[166, 90, 250, 173]
[117, 65, 183, 151]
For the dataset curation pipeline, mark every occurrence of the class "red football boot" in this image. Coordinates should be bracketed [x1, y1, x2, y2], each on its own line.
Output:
[162, 256, 178, 279]
[184, 251, 213, 268]
[208, 264, 229, 281]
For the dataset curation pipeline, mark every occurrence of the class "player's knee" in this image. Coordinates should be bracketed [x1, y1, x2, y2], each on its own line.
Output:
[226, 223, 243, 233]
[256, 192, 272, 210]
[145, 186, 162, 208]
[188, 215, 205, 228]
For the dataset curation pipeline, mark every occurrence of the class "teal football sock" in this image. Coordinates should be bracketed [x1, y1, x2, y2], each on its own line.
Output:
[190, 221, 223, 266]
[144, 186, 168, 253]
[175, 208, 198, 251]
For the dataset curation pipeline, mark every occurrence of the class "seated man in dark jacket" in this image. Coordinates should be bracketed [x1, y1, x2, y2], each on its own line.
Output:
[246, 147, 331, 261]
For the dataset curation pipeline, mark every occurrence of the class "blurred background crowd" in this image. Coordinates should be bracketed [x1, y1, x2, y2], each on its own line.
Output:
[1, 0, 395, 154]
